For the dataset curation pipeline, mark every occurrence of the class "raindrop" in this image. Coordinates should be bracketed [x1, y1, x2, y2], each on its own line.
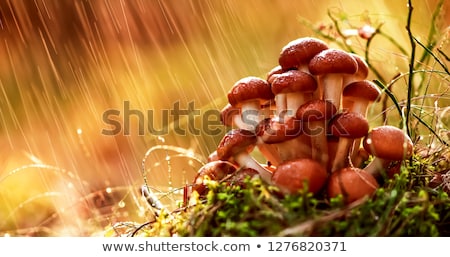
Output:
[157, 136, 165, 143]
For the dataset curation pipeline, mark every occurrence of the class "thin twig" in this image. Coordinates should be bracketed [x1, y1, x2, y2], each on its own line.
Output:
[414, 37, 449, 75]
[405, 0, 416, 137]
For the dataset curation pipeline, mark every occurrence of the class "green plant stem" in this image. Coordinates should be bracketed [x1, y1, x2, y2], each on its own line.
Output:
[405, 0, 416, 138]
[414, 37, 450, 75]
[327, 9, 355, 53]
[374, 80, 403, 121]
[412, 113, 450, 147]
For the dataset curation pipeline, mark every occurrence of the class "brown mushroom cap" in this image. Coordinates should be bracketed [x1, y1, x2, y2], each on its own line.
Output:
[296, 99, 337, 122]
[343, 80, 381, 103]
[266, 65, 285, 84]
[272, 158, 328, 195]
[255, 116, 302, 144]
[192, 160, 238, 195]
[216, 129, 257, 161]
[272, 159, 327, 194]
[329, 111, 369, 139]
[227, 76, 274, 107]
[278, 37, 329, 70]
[363, 125, 413, 160]
[345, 53, 369, 83]
[270, 70, 318, 95]
[327, 167, 379, 203]
[308, 49, 358, 75]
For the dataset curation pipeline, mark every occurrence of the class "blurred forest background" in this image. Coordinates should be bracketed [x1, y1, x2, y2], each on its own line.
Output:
[0, 0, 448, 235]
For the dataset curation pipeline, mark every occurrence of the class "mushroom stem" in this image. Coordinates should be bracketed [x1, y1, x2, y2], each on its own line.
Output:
[234, 152, 273, 184]
[274, 94, 287, 117]
[363, 157, 391, 177]
[322, 74, 344, 110]
[347, 102, 370, 164]
[241, 100, 262, 131]
[352, 147, 370, 168]
[305, 120, 329, 167]
[312, 79, 323, 101]
[276, 135, 312, 162]
[256, 137, 282, 166]
[331, 137, 354, 172]
[286, 92, 312, 116]
[233, 115, 250, 131]
[350, 101, 370, 116]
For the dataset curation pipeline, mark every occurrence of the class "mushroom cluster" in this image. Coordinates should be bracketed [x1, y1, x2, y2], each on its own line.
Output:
[193, 37, 413, 204]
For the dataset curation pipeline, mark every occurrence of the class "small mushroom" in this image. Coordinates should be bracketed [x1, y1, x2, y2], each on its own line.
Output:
[309, 49, 358, 109]
[271, 70, 318, 117]
[342, 80, 381, 116]
[272, 158, 328, 195]
[362, 125, 413, 177]
[342, 80, 381, 163]
[296, 99, 337, 167]
[227, 76, 274, 131]
[329, 111, 369, 172]
[327, 166, 379, 204]
[216, 129, 273, 183]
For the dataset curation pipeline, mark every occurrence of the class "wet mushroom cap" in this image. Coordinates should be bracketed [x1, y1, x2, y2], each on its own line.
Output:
[272, 158, 328, 194]
[278, 37, 329, 70]
[329, 111, 369, 138]
[255, 116, 302, 144]
[216, 129, 257, 161]
[296, 99, 337, 122]
[327, 167, 379, 203]
[227, 76, 274, 107]
[308, 49, 358, 75]
[343, 80, 381, 103]
[192, 160, 238, 195]
[363, 125, 414, 160]
[266, 65, 285, 84]
[270, 70, 318, 95]
[346, 53, 369, 82]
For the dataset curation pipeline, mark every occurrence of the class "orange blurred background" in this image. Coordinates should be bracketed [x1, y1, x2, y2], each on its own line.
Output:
[0, 0, 448, 235]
